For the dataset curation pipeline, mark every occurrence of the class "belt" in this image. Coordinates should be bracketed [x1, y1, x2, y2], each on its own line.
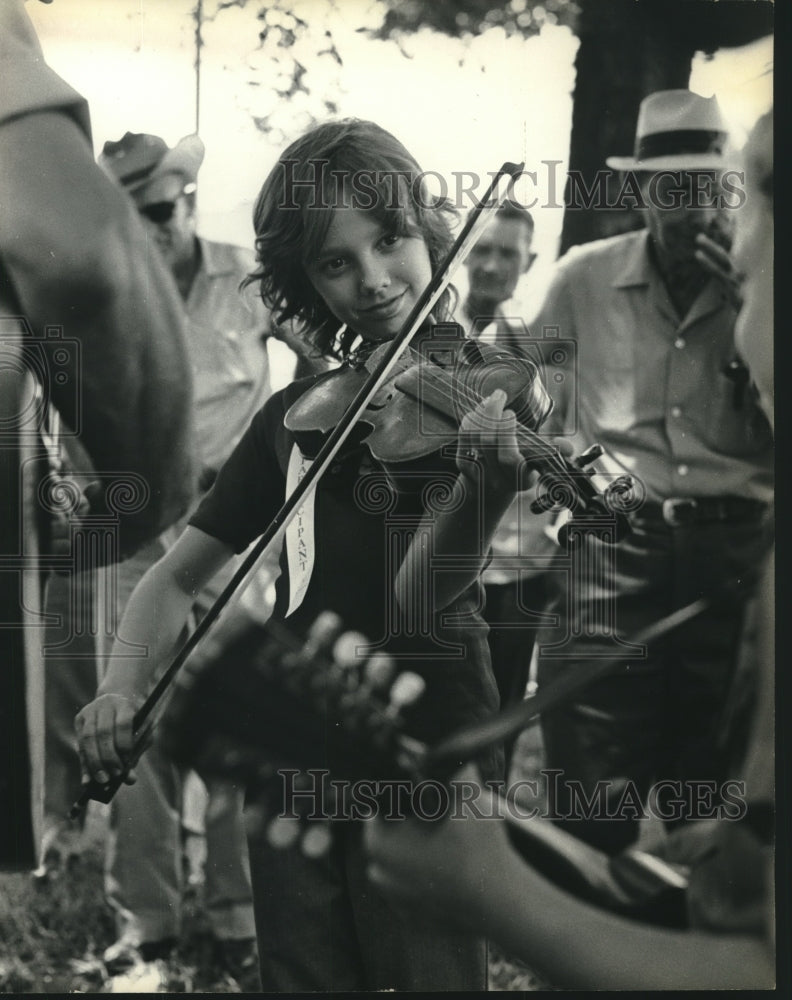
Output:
[635, 497, 768, 527]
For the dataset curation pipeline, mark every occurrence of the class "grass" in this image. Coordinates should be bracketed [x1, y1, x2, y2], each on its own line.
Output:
[1, 828, 114, 994]
[0, 806, 253, 994]
[0, 728, 551, 993]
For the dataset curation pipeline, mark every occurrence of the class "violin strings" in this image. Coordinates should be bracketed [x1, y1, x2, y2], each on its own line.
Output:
[394, 349, 562, 469]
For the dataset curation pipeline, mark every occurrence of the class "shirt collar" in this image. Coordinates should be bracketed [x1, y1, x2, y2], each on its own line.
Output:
[611, 229, 654, 289]
[197, 237, 238, 278]
[610, 229, 731, 328]
[460, 299, 506, 331]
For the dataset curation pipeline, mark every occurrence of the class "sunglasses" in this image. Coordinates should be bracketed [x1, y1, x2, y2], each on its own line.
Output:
[137, 183, 196, 225]
[138, 200, 178, 224]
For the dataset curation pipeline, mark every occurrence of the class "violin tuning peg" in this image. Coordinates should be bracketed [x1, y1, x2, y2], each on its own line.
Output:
[530, 492, 556, 515]
[574, 444, 604, 468]
[605, 474, 636, 504]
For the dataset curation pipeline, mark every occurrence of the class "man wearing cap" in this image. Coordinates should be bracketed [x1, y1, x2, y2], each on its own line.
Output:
[90, 130, 289, 985]
[1, 0, 195, 872]
[531, 90, 774, 854]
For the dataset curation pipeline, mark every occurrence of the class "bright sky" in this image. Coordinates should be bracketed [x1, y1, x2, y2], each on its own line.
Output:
[29, 0, 772, 316]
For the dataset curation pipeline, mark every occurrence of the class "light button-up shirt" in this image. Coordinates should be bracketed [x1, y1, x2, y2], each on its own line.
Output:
[530, 229, 773, 503]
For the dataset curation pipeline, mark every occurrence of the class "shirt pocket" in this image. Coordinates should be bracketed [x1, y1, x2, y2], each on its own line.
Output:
[699, 371, 773, 458]
[192, 326, 259, 406]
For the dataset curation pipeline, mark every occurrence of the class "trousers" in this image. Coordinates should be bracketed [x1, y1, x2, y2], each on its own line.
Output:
[246, 817, 487, 992]
[42, 571, 97, 825]
[483, 574, 550, 772]
[536, 510, 772, 855]
[98, 539, 255, 943]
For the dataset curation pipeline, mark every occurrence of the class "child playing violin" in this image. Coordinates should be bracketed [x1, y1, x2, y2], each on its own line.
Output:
[76, 118, 551, 991]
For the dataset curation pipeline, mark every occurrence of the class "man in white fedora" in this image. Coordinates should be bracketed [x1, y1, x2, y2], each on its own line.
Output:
[529, 90, 774, 855]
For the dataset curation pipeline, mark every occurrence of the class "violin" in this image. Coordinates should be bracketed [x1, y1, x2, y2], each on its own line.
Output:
[285, 321, 635, 542]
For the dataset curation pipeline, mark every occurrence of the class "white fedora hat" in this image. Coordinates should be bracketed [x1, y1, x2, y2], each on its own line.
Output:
[606, 90, 733, 172]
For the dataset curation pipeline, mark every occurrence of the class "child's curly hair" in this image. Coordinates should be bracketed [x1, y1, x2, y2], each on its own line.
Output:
[245, 119, 458, 361]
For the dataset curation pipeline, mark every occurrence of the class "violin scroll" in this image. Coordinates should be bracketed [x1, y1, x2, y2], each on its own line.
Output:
[531, 463, 636, 545]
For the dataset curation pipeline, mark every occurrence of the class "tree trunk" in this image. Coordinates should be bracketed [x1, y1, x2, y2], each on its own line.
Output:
[560, 0, 774, 254]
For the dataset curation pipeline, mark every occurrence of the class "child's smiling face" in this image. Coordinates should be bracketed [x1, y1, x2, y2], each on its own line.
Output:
[306, 205, 433, 343]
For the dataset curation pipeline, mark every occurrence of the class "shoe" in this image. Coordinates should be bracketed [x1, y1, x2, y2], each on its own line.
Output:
[31, 820, 83, 882]
[213, 937, 261, 992]
[106, 958, 170, 994]
[103, 936, 176, 976]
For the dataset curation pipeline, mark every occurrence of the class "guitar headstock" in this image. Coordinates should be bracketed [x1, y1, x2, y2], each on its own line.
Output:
[160, 611, 428, 797]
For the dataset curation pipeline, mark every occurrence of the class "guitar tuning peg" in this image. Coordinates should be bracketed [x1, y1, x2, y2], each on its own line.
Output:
[337, 654, 397, 733]
[301, 823, 333, 859]
[243, 802, 269, 839]
[266, 815, 302, 851]
[387, 672, 425, 715]
[363, 654, 396, 691]
[300, 611, 344, 662]
[332, 631, 369, 671]
[255, 761, 276, 783]
[309, 609, 344, 640]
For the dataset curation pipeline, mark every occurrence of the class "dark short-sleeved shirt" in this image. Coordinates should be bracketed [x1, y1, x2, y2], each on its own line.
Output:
[190, 376, 504, 783]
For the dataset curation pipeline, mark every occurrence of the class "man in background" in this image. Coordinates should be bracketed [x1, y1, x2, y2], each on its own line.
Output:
[459, 202, 557, 767]
[532, 90, 774, 853]
[89, 130, 292, 988]
[362, 107, 776, 994]
[1, 0, 194, 872]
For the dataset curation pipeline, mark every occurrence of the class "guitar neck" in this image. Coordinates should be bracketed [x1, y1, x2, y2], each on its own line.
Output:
[146, 612, 690, 929]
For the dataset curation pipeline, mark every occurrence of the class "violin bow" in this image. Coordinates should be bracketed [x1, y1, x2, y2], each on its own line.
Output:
[425, 576, 753, 770]
[71, 161, 525, 816]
